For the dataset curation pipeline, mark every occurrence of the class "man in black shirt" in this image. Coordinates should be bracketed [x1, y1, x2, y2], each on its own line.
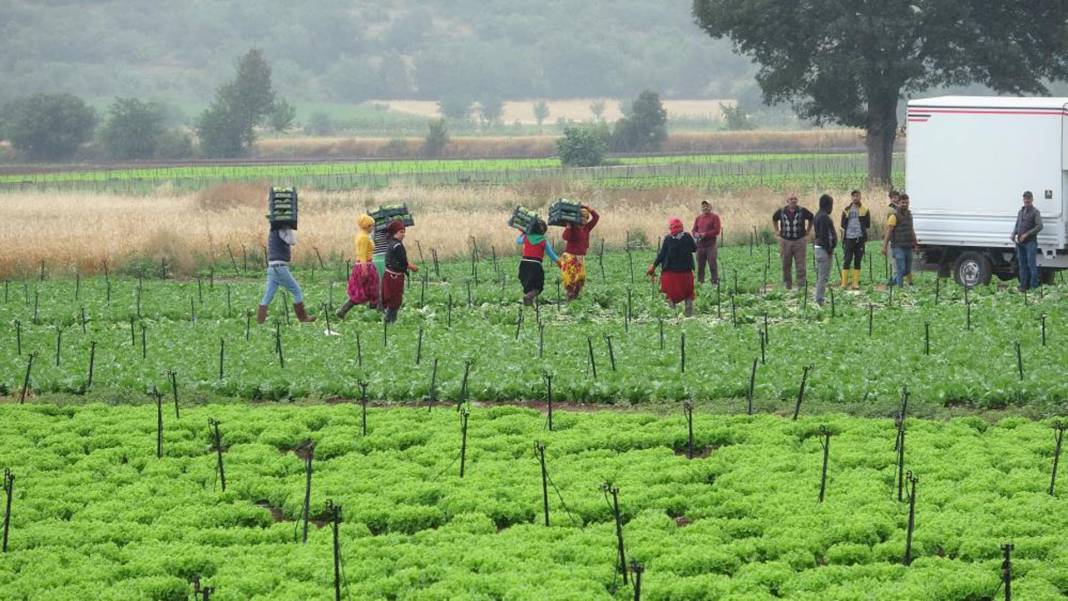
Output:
[813, 194, 837, 306]
[772, 195, 814, 290]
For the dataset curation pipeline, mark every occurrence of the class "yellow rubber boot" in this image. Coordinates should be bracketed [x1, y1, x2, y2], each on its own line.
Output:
[840, 269, 849, 288]
[851, 269, 861, 290]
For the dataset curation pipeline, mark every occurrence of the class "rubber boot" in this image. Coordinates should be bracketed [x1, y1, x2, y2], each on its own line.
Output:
[839, 269, 849, 288]
[851, 269, 861, 290]
[335, 300, 356, 320]
[256, 304, 268, 324]
[906, 273, 914, 286]
[383, 308, 398, 323]
[293, 302, 316, 323]
[683, 298, 694, 317]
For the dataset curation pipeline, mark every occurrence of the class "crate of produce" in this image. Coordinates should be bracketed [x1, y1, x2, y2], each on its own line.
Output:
[371, 204, 415, 231]
[267, 186, 299, 227]
[548, 198, 583, 226]
[507, 206, 540, 233]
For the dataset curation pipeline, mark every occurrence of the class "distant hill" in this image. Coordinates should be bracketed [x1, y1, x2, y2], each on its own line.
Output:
[0, 0, 756, 107]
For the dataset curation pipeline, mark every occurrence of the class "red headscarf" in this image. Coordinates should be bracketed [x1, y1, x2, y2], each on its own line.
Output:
[387, 220, 406, 236]
[668, 217, 684, 235]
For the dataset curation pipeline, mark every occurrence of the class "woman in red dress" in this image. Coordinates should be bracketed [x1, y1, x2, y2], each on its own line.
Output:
[647, 217, 697, 316]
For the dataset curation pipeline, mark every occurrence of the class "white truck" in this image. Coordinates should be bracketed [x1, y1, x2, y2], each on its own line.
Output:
[906, 96, 1068, 286]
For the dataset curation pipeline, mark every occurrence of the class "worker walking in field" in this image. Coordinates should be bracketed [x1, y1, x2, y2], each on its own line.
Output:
[881, 193, 918, 287]
[839, 189, 871, 290]
[648, 217, 698, 316]
[560, 204, 599, 300]
[517, 219, 561, 305]
[813, 194, 837, 306]
[1011, 190, 1043, 292]
[257, 223, 316, 324]
[772, 194, 814, 290]
[381, 220, 418, 323]
[692, 200, 722, 285]
[336, 214, 378, 319]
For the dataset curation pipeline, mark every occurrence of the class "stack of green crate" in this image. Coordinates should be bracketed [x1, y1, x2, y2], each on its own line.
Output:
[268, 187, 298, 228]
[507, 206, 540, 233]
[548, 198, 582, 226]
[371, 204, 415, 232]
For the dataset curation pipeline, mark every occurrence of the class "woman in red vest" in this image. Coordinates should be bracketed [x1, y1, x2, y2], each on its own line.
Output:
[516, 219, 561, 305]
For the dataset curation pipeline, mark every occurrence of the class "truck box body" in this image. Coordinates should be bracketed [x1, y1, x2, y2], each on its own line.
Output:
[906, 96, 1068, 281]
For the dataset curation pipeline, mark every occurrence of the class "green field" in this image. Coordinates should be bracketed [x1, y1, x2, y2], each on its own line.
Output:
[2, 244, 1064, 409]
[0, 153, 904, 193]
[3, 245, 1068, 600]
[1, 403, 1066, 600]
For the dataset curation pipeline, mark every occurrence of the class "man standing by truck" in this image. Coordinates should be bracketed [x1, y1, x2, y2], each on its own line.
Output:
[1012, 190, 1043, 292]
[882, 193, 918, 287]
[772, 194, 814, 290]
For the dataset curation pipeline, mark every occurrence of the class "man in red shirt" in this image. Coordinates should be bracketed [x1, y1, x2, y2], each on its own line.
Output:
[560, 204, 599, 299]
[691, 201, 722, 284]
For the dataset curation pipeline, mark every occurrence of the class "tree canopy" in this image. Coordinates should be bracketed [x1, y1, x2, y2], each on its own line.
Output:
[2, 93, 97, 161]
[693, 0, 1068, 183]
[196, 50, 279, 158]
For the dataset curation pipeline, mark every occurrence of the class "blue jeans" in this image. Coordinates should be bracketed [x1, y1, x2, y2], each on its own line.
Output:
[891, 246, 912, 286]
[260, 265, 304, 305]
[1016, 240, 1039, 290]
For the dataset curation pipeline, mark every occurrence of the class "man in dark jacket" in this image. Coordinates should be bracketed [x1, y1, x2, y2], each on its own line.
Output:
[813, 194, 837, 306]
[1011, 190, 1043, 291]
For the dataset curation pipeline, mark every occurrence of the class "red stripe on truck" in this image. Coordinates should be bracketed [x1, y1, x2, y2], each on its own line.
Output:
[908, 108, 1066, 116]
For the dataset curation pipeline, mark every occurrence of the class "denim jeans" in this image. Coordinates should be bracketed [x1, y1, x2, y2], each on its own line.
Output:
[260, 265, 304, 305]
[891, 246, 912, 287]
[1016, 239, 1039, 290]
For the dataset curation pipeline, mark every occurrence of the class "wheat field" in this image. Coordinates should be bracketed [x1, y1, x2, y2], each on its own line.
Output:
[1, 183, 891, 278]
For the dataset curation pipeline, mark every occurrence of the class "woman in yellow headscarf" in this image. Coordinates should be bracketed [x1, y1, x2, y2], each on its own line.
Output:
[337, 214, 379, 319]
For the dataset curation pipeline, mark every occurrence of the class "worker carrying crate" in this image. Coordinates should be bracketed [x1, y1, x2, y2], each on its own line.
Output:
[267, 186, 298, 229]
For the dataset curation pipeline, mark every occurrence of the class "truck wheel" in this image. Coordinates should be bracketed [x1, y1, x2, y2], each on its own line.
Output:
[953, 252, 992, 288]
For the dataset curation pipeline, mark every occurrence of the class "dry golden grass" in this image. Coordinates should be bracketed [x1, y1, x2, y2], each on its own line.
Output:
[373, 98, 734, 124]
[253, 130, 868, 160]
[0, 184, 890, 278]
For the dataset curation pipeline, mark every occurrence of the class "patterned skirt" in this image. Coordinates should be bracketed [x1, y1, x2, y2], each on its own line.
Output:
[561, 253, 586, 295]
[346, 262, 379, 304]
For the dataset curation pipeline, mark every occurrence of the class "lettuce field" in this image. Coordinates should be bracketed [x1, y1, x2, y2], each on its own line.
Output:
[2, 242, 1067, 599]
[2, 403, 1067, 600]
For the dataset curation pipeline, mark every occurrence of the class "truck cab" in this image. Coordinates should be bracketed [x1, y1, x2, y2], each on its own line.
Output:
[906, 96, 1068, 286]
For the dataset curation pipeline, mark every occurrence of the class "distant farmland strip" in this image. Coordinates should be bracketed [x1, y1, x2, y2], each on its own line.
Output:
[0, 152, 903, 192]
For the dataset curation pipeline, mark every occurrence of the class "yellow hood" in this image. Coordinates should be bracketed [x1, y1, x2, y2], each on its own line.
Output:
[357, 214, 374, 232]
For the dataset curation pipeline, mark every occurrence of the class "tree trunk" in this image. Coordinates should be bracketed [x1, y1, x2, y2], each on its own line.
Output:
[866, 100, 899, 187]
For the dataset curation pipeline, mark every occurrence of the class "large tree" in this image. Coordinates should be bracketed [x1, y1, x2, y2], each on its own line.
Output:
[101, 98, 165, 160]
[2, 94, 96, 161]
[693, 1, 1068, 184]
[196, 49, 278, 157]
